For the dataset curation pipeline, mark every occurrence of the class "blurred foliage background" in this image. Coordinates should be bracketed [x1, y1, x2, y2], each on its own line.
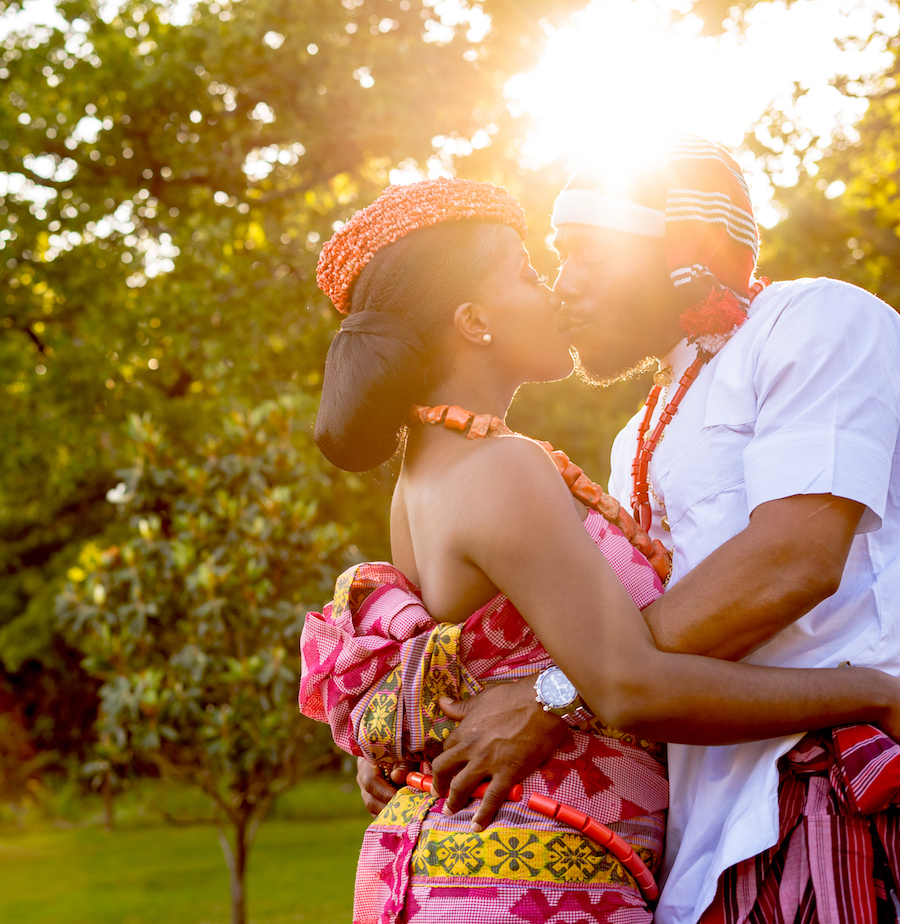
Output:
[2, 0, 900, 920]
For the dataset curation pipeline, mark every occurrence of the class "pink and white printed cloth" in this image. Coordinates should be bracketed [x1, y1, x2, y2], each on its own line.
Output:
[300, 510, 667, 923]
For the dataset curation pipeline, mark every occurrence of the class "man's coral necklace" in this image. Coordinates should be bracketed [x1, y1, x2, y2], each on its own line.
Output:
[631, 277, 771, 534]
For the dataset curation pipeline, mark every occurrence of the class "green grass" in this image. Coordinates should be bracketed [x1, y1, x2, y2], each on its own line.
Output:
[0, 776, 371, 924]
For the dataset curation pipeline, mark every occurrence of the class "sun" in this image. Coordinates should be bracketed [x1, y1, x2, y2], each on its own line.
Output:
[506, 1, 721, 171]
[506, 0, 897, 209]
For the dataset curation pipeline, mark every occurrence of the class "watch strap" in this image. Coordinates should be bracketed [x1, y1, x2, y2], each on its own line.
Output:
[558, 702, 594, 730]
[534, 667, 595, 731]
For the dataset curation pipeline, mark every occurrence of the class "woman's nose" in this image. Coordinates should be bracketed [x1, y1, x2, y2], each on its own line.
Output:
[544, 285, 562, 311]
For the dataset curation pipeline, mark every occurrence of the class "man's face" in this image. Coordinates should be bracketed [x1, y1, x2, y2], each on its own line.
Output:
[552, 224, 684, 384]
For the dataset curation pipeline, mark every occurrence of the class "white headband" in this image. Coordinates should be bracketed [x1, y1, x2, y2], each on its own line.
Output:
[551, 189, 665, 238]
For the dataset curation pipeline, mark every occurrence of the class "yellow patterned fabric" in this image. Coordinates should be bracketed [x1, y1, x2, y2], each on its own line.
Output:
[356, 619, 482, 763]
[358, 778, 664, 923]
[587, 719, 666, 763]
[376, 784, 437, 828]
[419, 622, 480, 750]
[359, 665, 404, 762]
[411, 825, 656, 888]
[330, 562, 390, 622]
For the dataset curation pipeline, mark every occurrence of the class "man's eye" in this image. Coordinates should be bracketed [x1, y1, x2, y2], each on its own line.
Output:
[582, 244, 606, 265]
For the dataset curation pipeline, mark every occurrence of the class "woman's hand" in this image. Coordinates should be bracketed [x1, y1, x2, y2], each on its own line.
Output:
[356, 758, 416, 818]
[430, 679, 566, 830]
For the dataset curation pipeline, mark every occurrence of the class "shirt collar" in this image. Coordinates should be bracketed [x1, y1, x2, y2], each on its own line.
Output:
[658, 338, 699, 382]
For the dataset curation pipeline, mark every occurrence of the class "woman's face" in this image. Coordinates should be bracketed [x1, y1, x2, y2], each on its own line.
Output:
[478, 226, 574, 385]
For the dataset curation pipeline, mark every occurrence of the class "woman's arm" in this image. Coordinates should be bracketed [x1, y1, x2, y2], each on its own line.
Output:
[458, 437, 898, 742]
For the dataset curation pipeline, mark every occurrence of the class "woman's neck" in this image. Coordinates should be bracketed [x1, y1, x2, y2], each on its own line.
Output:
[422, 371, 518, 423]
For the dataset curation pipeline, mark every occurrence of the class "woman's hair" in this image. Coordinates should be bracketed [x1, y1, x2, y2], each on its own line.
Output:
[314, 220, 507, 472]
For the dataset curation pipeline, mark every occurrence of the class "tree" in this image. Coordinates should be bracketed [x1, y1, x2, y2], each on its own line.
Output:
[729, 1, 900, 311]
[755, 86, 900, 312]
[58, 396, 353, 924]
[0, 1, 605, 921]
[0, 0, 583, 746]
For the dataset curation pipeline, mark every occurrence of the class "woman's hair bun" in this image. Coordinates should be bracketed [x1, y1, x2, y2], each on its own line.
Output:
[314, 313, 425, 472]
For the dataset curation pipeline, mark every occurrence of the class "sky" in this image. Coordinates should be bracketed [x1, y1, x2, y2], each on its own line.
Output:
[510, 0, 897, 157]
[505, 0, 899, 223]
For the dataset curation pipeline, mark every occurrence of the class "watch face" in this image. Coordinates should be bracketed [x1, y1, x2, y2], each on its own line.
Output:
[538, 668, 577, 709]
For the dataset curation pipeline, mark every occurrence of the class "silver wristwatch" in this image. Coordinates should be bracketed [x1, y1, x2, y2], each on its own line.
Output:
[534, 666, 594, 730]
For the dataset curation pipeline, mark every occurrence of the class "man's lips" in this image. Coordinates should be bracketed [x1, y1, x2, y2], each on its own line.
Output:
[557, 308, 589, 335]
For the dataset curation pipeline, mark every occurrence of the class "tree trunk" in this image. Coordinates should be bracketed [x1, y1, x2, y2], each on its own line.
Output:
[217, 818, 248, 924]
[102, 767, 114, 832]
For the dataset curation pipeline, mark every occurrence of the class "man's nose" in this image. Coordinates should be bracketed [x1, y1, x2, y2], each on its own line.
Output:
[552, 261, 582, 302]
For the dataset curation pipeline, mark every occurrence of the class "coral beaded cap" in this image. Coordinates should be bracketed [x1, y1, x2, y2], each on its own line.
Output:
[316, 177, 528, 313]
[551, 135, 762, 356]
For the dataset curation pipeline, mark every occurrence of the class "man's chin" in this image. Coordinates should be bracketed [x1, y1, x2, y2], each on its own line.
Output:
[571, 350, 656, 387]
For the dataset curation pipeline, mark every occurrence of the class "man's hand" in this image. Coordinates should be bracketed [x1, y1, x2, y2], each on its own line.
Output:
[355, 758, 415, 818]
[877, 674, 900, 742]
[430, 678, 566, 831]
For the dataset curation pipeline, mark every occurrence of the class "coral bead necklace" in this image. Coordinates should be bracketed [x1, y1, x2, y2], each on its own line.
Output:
[631, 356, 705, 533]
[631, 276, 771, 535]
[410, 404, 672, 583]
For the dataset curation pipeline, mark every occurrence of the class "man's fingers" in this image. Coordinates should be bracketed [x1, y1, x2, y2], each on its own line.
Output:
[470, 775, 516, 831]
[430, 678, 567, 826]
[389, 761, 416, 785]
[359, 781, 394, 817]
[441, 760, 492, 816]
[429, 745, 471, 797]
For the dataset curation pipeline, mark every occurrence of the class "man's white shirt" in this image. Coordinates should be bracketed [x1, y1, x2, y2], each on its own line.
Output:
[607, 278, 900, 924]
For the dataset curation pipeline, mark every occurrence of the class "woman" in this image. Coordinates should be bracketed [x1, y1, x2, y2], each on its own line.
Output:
[300, 178, 899, 923]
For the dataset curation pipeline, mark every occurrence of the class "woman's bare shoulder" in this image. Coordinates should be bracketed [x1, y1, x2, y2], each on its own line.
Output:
[456, 434, 580, 524]
[467, 432, 557, 467]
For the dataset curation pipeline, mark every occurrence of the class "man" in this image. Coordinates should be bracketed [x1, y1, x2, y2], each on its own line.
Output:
[360, 136, 900, 922]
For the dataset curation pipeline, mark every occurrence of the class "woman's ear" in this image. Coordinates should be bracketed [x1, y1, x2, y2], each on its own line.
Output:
[453, 301, 491, 346]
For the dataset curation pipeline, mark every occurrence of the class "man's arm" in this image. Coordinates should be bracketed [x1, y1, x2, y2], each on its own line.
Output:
[644, 492, 864, 659]
[436, 286, 900, 823]
[431, 490, 864, 822]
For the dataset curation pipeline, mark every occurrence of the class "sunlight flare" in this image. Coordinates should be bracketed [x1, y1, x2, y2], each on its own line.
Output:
[508, 0, 898, 192]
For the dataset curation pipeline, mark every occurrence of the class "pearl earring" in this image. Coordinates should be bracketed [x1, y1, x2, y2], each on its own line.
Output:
[482, 333, 492, 344]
